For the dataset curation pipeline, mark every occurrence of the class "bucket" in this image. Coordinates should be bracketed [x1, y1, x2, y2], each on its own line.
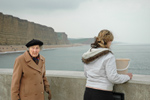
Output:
[116, 58, 130, 74]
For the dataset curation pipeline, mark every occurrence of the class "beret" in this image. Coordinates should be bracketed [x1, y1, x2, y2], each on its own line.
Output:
[26, 39, 43, 48]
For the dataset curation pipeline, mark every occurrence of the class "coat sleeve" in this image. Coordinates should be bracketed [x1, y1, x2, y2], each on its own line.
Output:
[11, 58, 23, 100]
[105, 55, 130, 84]
[84, 65, 88, 78]
[42, 62, 50, 89]
[43, 69, 50, 87]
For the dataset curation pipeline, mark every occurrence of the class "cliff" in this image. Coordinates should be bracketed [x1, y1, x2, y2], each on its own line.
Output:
[0, 12, 69, 45]
[57, 32, 70, 44]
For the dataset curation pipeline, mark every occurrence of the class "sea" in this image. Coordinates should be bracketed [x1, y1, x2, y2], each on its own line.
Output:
[0, 44, 150, 75]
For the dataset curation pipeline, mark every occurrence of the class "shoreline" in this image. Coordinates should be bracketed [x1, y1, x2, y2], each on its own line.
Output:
[0, 44, 85, 54]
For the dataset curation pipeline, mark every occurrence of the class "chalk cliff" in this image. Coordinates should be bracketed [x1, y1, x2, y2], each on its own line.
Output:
[0, 12, 69, 45]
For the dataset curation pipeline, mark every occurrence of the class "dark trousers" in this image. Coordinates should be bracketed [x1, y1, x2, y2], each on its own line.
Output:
[84, 87, 114, 100]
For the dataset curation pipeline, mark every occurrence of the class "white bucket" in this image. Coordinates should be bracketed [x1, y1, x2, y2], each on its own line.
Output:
[116, 58, 130, 74]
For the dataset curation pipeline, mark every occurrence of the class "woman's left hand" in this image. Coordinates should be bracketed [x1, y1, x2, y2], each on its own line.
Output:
[45, 86, 52, 100]
[48, 91, 52, 100]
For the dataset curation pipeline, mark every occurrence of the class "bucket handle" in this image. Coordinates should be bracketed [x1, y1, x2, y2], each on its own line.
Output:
[117, 61, 130, 71]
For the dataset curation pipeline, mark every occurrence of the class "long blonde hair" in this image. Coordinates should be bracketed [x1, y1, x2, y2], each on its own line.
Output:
[91, 29, 114, 48]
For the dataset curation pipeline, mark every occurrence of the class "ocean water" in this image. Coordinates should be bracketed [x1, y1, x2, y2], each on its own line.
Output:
[0, 44, 150, 75]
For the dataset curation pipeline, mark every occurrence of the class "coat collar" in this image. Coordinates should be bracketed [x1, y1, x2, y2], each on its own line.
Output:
[24, 51, 44, 72]
[82, 48, 110, 59]
[82, 48, 112, 64]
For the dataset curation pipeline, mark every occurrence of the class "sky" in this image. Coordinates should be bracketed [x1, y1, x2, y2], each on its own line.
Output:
[0, 0, 150, 44]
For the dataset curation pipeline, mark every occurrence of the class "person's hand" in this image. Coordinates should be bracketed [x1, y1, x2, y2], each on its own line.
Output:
[48, 91, 52, 100]
[45, 86, 52, 100]
[127, 73, 133, 79]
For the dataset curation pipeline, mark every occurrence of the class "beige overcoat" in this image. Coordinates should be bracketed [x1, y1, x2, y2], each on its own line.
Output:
[11, 51, 50, 100]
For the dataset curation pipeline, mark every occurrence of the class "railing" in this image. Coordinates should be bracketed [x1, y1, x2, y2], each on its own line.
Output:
[0, 69, 150, 100]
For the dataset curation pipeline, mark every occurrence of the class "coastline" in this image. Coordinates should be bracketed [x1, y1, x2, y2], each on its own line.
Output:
[0, 44, 85, 54]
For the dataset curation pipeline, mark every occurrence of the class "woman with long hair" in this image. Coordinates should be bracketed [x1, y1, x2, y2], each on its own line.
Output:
[82, 29, 132, 100]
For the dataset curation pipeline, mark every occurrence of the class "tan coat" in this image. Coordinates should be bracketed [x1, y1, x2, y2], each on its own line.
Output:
[11, 51, 50, 100]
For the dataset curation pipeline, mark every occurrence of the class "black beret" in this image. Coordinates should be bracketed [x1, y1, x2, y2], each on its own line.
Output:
[26, 39, 43, 48]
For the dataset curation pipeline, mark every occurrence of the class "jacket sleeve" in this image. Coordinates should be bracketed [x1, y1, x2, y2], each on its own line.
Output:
[105, 55, 130, 84]
[43, 70, 50, 87]
[11, 58, 23, 100]
[84, 71, 88, 78]
[84, 65, 88, 78]
[43, 63, 50, 89]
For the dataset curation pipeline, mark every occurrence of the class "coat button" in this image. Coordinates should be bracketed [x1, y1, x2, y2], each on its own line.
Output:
[41, 92, 43, 94]
[40, 82, 42, 84]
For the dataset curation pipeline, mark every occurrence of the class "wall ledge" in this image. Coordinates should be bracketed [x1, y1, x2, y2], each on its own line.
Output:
[0, 68, 150, 84]
[0, 69, 150, 100]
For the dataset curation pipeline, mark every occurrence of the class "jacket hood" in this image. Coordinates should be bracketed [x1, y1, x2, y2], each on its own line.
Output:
[82, 48, 112, 64]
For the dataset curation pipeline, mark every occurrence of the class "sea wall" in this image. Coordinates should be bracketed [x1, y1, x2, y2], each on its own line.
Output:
[0, 12, 69, 45]
[0, 69, 150, 100]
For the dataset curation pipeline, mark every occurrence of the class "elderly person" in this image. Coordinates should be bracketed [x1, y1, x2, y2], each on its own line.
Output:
[82, 29, 133, 100]
[11, 39, 51, 100]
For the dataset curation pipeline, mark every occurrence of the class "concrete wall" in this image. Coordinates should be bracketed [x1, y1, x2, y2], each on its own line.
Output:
[0, 69, 150, 100]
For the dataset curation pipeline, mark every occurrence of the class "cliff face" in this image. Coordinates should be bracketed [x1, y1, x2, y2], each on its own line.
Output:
[57, 32, 70, 44]
[0, 12, 69, 45]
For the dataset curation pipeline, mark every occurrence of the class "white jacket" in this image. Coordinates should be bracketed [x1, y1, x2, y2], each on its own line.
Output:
[82, 48, 130, 91]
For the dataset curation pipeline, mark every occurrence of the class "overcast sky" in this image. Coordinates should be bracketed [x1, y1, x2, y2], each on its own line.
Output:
[0, 0, 150, 44]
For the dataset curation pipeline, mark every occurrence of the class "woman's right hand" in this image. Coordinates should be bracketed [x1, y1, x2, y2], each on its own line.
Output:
[127, 73, 133, 79]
